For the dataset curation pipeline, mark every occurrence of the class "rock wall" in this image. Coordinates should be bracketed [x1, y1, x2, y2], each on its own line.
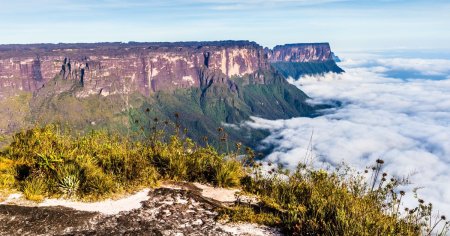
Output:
[0, 41, 269, 99]
[0, 41, 342, 100]
[268, 43, 333, 63]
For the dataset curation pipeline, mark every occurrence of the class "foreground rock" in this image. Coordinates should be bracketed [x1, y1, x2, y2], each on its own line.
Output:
[0, 187, 280, 236]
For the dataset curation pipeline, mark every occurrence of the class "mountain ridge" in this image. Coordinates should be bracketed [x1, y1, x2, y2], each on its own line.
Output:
[0, 41, 342, 100]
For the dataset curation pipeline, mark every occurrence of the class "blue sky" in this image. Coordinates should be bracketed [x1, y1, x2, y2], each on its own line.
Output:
[0, 0, 449, 51]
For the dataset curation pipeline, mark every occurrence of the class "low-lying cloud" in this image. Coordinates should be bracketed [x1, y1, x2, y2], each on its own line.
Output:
[247, 54, 450, 214]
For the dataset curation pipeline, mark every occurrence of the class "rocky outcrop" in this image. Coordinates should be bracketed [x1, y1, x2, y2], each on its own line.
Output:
[0, 188, 280, 236]
[268, 43, 334, 63]
[268, 43, 344, 78]
[0, 41, 269, 99]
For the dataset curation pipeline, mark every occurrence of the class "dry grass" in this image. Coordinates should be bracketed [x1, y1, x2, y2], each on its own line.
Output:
[0, 124, 244, 202]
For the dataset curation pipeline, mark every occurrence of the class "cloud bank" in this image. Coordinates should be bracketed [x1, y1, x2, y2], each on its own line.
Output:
[247, 54, 450, 214]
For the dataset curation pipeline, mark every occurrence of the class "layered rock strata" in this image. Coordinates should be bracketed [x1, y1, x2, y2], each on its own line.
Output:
[0, 41, 269, 99]
[0, 41, 343, 100]
[0, 188, 280, 235]
[268, 43, 344, 78]
[268, 43, 334, 63]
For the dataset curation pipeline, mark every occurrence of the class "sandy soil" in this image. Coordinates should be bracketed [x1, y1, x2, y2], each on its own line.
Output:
[39, 188, 151, 215]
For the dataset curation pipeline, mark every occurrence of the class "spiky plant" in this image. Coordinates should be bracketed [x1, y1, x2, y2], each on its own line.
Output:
[58, 174, 80, 198]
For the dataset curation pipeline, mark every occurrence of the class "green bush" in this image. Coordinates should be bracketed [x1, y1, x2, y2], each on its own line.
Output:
[22, 177, 46, 202]
[214, 159, 242, 187]
[0, 124, 243, 200]
[224, 161, 449, 235]
[0, 173, 15, 189]
[0, 158, 15, 189]
[79, 165, 116, 198]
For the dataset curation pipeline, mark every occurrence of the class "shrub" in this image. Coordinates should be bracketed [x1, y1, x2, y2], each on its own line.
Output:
[0, 173, 15, 191]
[0, 158, 15, 189]
[58, 174, 80, 197]
[0, 124, 244, 200]
[22, 177, 46, 202]
[226, 161, 449, 235]
[56, 162, 81, 197]
[79, 164, 116, 198]
[214, 159, 242, 187]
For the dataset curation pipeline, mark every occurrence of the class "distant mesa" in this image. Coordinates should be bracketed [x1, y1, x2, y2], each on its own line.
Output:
[268, 43, 344, 79]
[269, 43, 335, 62]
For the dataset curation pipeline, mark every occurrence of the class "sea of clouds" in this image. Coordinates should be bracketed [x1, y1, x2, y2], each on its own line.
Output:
[247, 52, 450, 215]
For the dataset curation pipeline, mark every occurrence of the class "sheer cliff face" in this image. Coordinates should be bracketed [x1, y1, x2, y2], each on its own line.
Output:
[0, 42, 269, 99]
[0, 41, 342, 101]
[268, 43, 344, 78]
[268, 43, 333, 63]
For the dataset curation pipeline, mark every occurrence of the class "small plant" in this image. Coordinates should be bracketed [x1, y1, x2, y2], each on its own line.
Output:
[58, 175, 80, 197]
[22, 177, 46, 202]
[0, 158, 15, 189]
[215, 159, 242, 187]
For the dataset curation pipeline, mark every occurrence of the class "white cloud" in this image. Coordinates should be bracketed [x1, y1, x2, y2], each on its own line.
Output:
[247, 55, 450, 214]
[376, 58, 450, 76]
[338, 56, 450, 76]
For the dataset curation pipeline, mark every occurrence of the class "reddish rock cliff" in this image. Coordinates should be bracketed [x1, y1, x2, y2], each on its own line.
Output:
[0, 41, 270, 99]
[268, 43, 333, 62]
[0, 41, 342, 100]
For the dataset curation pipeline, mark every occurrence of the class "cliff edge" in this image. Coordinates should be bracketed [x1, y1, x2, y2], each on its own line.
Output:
[268, 43, 344, 79]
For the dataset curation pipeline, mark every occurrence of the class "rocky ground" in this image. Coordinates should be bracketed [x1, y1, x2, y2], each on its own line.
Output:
[0, 185, 280, 236]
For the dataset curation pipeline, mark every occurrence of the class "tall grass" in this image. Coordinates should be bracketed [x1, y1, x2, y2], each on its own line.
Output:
[220, 160, 450, 235]
[0, 123, 243, 201]
[0, 121, 448, 235]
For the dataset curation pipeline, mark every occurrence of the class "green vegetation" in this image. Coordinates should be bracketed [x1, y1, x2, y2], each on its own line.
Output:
[0, 91, 32, 137]
[0, 124, 243, 201]
[132, 72, 317, 149]
[271, 61, 345, 79]
[221, 160, 450, 235]
[0, 124, 448, 235]
[0, 72, 317, 149]
[240, 74, 317, 119]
